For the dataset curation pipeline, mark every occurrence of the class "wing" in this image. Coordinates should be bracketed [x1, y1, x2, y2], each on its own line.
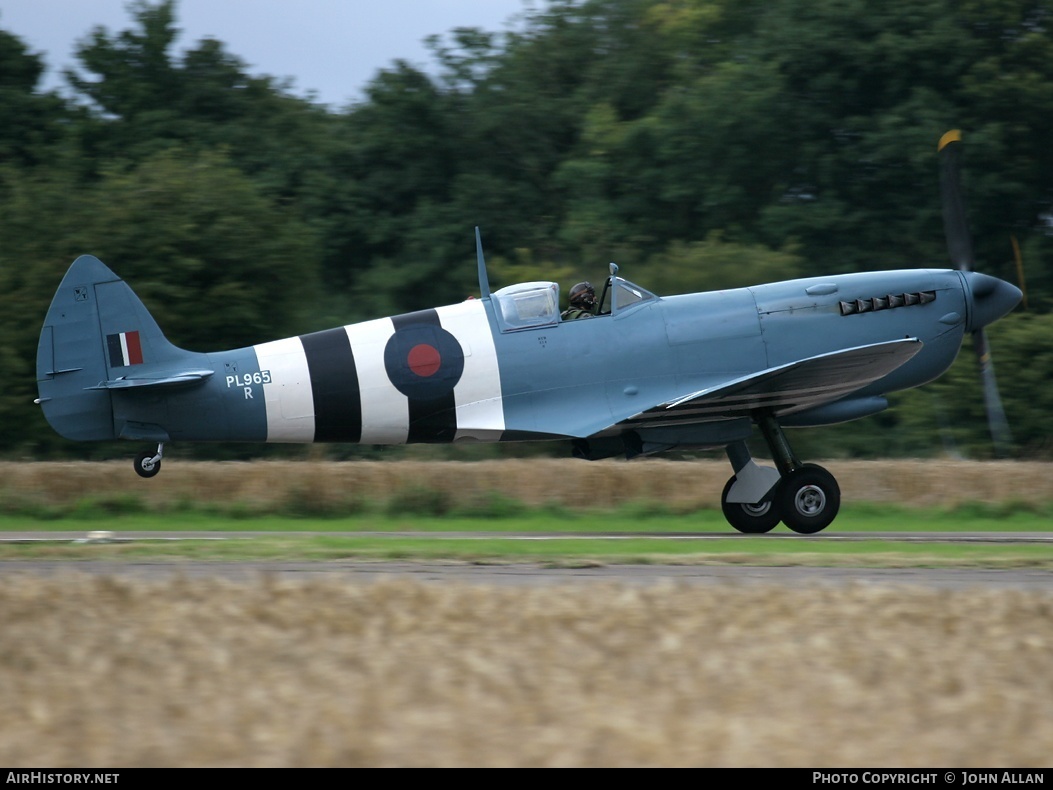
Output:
[619, 338, 922, 430]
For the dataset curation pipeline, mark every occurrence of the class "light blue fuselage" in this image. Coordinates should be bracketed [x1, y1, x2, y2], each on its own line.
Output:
[38, 254, 1012, 451]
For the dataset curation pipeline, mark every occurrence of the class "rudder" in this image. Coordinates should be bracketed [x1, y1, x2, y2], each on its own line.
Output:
[36, 255, 182, 441]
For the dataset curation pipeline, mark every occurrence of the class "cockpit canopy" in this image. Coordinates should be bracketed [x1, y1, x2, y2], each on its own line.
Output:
[611, 278, 654, 311]
[493, 281, 560, 330]
[491, 275, 657, 332]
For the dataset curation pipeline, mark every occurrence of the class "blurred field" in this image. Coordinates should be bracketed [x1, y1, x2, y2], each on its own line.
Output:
[3, 459, 1051, 768]
[2, 458, 1052, 513]
[1, 574, 1050, 767]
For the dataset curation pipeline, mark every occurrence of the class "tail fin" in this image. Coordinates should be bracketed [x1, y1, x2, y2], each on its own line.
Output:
[36, 255, 186, 441]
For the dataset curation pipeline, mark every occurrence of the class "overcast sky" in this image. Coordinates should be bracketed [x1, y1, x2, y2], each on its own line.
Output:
[1, 0, 538, 108]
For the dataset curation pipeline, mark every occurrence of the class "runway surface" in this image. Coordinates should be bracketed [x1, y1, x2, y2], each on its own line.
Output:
[2, 559, 1052, 590]
[2, 530, 1051, 590]
[2, 530, 1051, 543]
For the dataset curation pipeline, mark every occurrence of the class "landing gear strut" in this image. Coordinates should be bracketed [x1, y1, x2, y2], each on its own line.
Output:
[721, 442, 781, 533]
[719, 412, 841, 534]
[134, 443, 164, 479]
[756, 411, 840, 534]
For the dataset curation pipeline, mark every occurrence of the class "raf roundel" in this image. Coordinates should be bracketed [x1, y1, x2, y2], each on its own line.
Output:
[383, 319, 465, 400]
[407, 343, 442, 377]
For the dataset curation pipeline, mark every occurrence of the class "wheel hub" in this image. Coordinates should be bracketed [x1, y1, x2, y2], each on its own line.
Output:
[742, 501, 772, 517]
[793, 484, 827, 516]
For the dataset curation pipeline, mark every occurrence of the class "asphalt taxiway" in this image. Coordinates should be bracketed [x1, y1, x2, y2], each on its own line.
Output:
[1, 530, 1050, 590]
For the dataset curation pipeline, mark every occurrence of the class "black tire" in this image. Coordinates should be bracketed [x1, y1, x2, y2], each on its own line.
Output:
[776, 464, 840, 534]
[134, 450, 161, 479]
[721, 475, 781, 534]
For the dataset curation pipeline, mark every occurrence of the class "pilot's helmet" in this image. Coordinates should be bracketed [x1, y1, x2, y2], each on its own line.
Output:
[568, 281, 596, 309]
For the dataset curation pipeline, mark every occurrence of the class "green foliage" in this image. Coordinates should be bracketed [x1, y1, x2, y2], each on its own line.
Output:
[386, 486, 454, 517]
[944, 499, 1053, 520]
[0, 28, 66, 166]
[68, 494, 149, 519]
[82, 148, 322, 350]
[894, 312, 1053, 459]
[643, 233, 802, 295]
[1, 0, 1052, 458]
[279, 487, 370, 519]
[450, 491, 525, 519]
[0, 148, 322, 455]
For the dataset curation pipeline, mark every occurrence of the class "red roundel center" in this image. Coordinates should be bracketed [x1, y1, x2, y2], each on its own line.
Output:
[407, 343, 441, 377]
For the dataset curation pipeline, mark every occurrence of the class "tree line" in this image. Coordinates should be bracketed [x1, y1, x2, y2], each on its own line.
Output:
[2, 0, 1051, 460]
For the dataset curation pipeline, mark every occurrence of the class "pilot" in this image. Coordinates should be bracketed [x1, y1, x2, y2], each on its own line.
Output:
[561, 281, 596, 320]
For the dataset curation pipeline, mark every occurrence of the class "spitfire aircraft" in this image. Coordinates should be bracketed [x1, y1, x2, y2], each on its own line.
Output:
[35, 132, 1021, 534]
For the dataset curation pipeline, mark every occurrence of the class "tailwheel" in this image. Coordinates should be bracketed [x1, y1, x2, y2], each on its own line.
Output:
[721, 476, 781, 534]
[776, 463, 840, 534]
[134, 443, 164, 479]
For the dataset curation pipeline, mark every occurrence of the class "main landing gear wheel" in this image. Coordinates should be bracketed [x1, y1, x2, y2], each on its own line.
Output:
[134, 449, 161, 479]
[776, 463, 840, 534]
[721, 476, 781, 534]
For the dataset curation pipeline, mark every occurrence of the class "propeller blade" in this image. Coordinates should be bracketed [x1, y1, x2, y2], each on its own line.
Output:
[938, 130, 1015, 456]
[972, 327, 1014, 457]
[937, 130, 974, 271]
[1011, 234, 1028, 310]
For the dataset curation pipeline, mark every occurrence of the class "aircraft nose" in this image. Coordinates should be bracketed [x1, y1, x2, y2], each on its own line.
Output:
[962, 271, 1022, 331]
